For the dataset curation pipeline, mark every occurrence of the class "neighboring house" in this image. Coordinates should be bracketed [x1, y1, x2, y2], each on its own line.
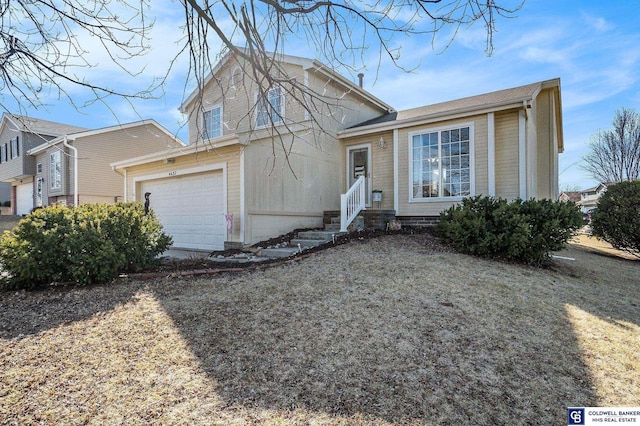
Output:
[558, 191, 581, 204]
[0, 113, 87, 215]
[112, 51, 564, 251]
[0, 114, 185, 214]
[578, 183, 608, 213]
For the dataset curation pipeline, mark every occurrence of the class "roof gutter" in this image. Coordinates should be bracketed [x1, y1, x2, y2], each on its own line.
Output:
[62, 136, 78, 207]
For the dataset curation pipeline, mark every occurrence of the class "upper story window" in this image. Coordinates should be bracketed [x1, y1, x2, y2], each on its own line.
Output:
[37, 163, 42, 174]
[203, 105, 222, 139]
[9, 137, 19, 159]
[410, 124, 473, 201]
[0, 144, 7, 163]
[256, 87, 283, 127]
[50, 151, 62, 190]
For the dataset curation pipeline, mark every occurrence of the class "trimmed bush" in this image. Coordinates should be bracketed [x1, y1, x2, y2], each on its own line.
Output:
[436, 196, 583, 266]
[591, 181, 640, 258]
[0, 203, 172, 290]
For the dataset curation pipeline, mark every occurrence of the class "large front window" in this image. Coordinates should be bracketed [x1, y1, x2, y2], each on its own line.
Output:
[256, 87, 283, 127]
[411, 125, 472, 200]
[203, 105, 222, 139]
[50, 151, 62, 190]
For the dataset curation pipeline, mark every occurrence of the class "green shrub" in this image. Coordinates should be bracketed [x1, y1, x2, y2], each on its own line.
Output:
[436, 196, 583, 266]
[591, 181, 640, 258]
[0, 203, 172, 290]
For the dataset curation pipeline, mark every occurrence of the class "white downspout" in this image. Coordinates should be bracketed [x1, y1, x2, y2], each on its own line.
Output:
[62, 136, 78, 207]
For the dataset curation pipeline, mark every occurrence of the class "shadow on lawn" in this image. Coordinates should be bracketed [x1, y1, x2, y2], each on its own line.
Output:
[0, 282, 143, 340]
[152, 241, 606, 424]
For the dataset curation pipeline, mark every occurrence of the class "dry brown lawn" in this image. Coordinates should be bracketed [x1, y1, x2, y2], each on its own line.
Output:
[1, 234, 638, 425]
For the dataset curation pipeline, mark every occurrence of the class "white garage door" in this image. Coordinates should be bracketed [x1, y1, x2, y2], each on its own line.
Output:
[15, 182, 33, 215]
[141, 171, 226, 251]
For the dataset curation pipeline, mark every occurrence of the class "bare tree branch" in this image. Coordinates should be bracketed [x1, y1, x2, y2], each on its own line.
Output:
[582, 107, 640, 183]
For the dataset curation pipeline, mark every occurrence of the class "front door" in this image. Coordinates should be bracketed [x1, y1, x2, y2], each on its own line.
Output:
[347, 144, 371, 206]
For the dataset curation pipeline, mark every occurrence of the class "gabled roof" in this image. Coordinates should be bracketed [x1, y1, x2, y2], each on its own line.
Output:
[581, 182, 609, 194]
[27, 119, 185, 156]
[179, 48, 393, 114]
[0, 113, 87, 137]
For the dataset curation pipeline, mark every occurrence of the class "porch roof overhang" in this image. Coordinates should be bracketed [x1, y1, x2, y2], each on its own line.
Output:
[111, 133, 242, 171]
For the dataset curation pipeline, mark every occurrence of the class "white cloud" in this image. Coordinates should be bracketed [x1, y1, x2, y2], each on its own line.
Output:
[581, 12, 613, 32]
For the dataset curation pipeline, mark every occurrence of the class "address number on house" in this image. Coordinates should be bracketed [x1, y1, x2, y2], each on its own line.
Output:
[168, 171, 177, 176]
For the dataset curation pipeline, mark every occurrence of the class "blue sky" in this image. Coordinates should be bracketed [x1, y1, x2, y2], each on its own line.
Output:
[5, 0, 640, 191]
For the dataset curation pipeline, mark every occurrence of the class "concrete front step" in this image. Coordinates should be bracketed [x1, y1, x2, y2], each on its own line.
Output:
[324, 223, 340, 231]
[259, 229, 346, 259]
[297, 230, 342, 240]
[259, 247, 301, 258]
[290, 238, 327, 249]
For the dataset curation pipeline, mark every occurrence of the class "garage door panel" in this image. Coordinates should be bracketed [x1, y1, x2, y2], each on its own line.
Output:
[141, 171, 225, 251]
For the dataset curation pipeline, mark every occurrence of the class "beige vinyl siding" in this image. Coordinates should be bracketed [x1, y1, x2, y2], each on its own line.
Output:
[179, 55, 390, 243]
[185, 57, 387, 147]
[494, 111, 520, 200]
[397, 115, 487, 217]
[124, 145, 243, 242]
[75, 125, 181, 199]
[535, 90, 557, 199]
[186, 58, 310, 145]
[307, 73, 387, 131]
[244, 131, 342, 243]
[341, 131, 395, 210]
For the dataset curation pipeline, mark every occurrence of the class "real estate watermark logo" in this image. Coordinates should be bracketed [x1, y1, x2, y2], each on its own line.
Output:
[568, 408, 585, 425]
[568, 407, 640, 425]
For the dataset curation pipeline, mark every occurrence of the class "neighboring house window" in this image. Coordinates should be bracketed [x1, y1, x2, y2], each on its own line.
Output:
[50, 151, 62, 190]
[37, 163, 42, 174]
[10, 137, 18, 159]
[410, 125, 473, 200]
[256, 87, 283, 127]
[1, 144, 6, 163]
[203, 105, 222, 139]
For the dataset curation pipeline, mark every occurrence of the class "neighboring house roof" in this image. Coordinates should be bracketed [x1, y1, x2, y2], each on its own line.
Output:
[581, 182, 608, 195]
[27, 119, 186, 156]
[111, 133, 239, 170]
[340, 79, 563, 151]
[559, 191, 581, 203]
[0, 112, 87, 137]
[179, 47, 394, 115]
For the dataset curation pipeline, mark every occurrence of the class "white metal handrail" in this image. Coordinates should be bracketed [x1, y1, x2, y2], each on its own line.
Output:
[340, 175, 366, 232]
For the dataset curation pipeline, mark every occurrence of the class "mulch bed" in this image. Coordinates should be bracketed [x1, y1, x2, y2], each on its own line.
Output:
[154, 227, 438, 273]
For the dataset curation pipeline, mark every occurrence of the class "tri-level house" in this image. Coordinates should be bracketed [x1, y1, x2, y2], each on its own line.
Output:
[112, 50, 564, 252]
[0, 113, 185, 215]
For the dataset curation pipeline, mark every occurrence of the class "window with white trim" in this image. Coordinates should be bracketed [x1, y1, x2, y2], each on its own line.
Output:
[50, 151, 62, 190]
[37, 163, 42, 174]
[10, 137, 19, 159]
[410, 125, 472, 200]
[256, 87, 283, 127]
[203, 105, 222, 139]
